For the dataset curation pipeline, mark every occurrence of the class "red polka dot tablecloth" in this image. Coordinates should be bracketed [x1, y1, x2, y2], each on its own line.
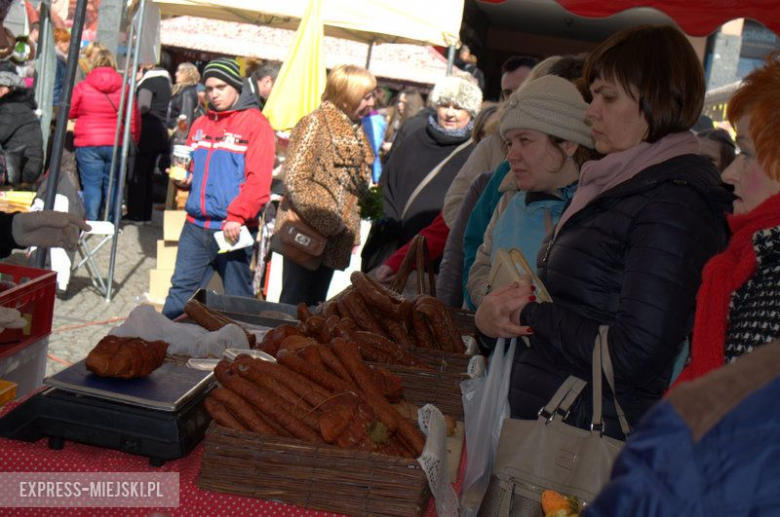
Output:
[0, 398, 461, 516]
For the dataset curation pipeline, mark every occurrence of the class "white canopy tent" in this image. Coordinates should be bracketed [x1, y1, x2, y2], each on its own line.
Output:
[129, 0, 464, 47]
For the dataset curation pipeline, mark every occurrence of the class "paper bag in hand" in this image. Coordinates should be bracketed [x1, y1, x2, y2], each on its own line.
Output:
[488, 248, 552, 302]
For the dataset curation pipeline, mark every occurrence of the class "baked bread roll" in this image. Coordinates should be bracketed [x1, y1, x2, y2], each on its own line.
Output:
[86, 335, 169, 379]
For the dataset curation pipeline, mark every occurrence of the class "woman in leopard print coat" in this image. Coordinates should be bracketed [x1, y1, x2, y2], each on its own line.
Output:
[277, 65, 376, 305]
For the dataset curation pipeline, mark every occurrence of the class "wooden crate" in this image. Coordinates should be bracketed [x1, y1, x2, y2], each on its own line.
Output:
[198, 423, 431, 516]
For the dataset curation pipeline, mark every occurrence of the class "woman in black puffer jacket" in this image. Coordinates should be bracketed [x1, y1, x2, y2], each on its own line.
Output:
[475, 25, 733, 439]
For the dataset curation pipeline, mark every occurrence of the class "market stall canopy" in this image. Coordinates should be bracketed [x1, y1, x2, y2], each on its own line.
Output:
[475, 0, 780, 37]
[129, 0, 464, 46]
[159, 17, 451, 87]
[555, 0, 779, 37]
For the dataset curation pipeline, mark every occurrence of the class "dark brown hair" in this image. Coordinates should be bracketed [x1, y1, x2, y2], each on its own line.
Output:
[697, 128, 736, 171]
[583, 25, 704, 143]
[549, 135, 601, 168]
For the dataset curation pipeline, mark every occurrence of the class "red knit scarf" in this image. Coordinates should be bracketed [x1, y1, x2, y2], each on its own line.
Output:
[674, 193, 780, 385]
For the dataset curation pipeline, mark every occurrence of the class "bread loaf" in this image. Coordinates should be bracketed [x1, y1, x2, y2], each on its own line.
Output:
[86, 335, 169, 379]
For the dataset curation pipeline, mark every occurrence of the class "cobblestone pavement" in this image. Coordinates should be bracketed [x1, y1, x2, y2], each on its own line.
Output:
[43, 208, 164, 377]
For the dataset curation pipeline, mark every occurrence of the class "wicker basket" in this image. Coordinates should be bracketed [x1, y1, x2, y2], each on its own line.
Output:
[383, 363, 466, 420]
[406, 345, 470, 375]
[198, 423, 431, 516]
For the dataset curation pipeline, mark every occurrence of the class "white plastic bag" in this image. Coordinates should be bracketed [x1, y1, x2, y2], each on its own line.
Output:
[459, 337, 517, 517]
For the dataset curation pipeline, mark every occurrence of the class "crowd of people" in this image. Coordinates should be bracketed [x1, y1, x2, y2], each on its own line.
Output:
[2, 3, 780, 510]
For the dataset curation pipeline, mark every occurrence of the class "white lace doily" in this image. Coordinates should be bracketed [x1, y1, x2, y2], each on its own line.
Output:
[418, 404, 459, 517]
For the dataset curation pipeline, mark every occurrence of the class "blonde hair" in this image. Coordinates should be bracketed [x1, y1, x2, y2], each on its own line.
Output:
[172, 62, 200, 96]
[90, 48, 117, 70]
[82, 41, 107, 62]
[322, 65, 376, 114]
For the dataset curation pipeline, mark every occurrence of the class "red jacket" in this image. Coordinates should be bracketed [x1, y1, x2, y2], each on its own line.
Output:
[185, 96, 275, 229]
[69, 67, 140, 147]
[384, 212, 449, 272]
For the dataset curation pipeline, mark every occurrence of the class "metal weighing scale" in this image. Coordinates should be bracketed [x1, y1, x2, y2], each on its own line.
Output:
[0, 360, 215, 466]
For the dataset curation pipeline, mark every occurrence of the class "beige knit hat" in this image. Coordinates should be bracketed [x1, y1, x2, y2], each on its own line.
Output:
[430, 76, 483, 117]
[499, 75, 593, 148]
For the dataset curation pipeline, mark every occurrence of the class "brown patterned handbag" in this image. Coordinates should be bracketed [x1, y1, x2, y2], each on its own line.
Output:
[270, 197, 328, 271]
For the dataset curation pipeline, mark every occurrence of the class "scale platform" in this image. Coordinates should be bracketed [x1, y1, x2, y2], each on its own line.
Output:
[0, 360, 215, 466]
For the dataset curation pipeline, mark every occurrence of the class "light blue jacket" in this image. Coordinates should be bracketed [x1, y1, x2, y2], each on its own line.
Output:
[466, 172, 576, 307]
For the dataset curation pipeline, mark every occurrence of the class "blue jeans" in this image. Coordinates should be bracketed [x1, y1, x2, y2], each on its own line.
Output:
[162, 221, 255, 319]
[75, 146, 119, 221]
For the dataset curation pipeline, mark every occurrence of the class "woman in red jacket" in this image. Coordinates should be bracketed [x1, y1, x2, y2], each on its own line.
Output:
[69, 48, 140, 221]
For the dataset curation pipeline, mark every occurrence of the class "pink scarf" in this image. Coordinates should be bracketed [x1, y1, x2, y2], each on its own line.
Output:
[555, 132, 701, 237]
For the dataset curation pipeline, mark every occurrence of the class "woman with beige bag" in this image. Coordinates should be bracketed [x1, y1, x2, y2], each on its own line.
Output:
[474, 25, 732, 440]
[276, 65, 376, 305]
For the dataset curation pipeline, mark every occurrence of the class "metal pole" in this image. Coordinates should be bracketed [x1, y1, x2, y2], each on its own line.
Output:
[34, 0, 89, 269]
[446, 44, 456, 76]
[365, 40, 374, 69]
[103, 18, 135, 221]
[34, 1, 55, 166]
[106, 0, 146, 301]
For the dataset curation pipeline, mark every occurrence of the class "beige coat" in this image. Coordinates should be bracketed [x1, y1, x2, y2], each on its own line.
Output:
[467, 172, 519, 307]
[441, 133, 507, 228]
[276, 101, 374, 270]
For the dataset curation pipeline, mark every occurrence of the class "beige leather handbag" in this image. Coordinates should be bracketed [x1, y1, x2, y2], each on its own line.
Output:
[478, 327, 631, 516]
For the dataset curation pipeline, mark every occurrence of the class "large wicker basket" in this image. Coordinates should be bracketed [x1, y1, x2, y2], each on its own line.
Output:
[382, 363, 466, 420]
[198, 423, 431, 516]
[405, 344, 471, 376]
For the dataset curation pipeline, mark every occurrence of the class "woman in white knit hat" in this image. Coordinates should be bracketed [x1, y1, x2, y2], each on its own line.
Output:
[466, 75, 596, 308]
[365, 75, 482, 278]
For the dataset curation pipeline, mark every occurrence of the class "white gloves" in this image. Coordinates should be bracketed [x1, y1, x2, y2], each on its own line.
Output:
[11, 211, 91, 251]
[0, 306, 27, 333]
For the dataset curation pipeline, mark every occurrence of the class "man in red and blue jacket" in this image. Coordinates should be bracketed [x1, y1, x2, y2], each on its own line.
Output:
[163, 58, 274, 319]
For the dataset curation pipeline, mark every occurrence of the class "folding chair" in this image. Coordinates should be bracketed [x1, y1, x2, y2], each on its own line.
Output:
[71, 221, 120, 296]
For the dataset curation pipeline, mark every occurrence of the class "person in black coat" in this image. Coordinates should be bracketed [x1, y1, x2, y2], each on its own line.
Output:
[0, 71, 43, 185]
[167, 62, 200, 131]
[126, 65, 171, 223]
[474, 25, 733, 439]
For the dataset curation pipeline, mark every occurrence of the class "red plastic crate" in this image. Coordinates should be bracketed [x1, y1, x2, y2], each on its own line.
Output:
[0, 264, 56, 348]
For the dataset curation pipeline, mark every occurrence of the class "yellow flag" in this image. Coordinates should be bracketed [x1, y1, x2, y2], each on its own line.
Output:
[262, 0, 326, 131]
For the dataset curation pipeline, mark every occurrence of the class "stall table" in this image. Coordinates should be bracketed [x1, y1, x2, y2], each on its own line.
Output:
[0, 397, 461, 516]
